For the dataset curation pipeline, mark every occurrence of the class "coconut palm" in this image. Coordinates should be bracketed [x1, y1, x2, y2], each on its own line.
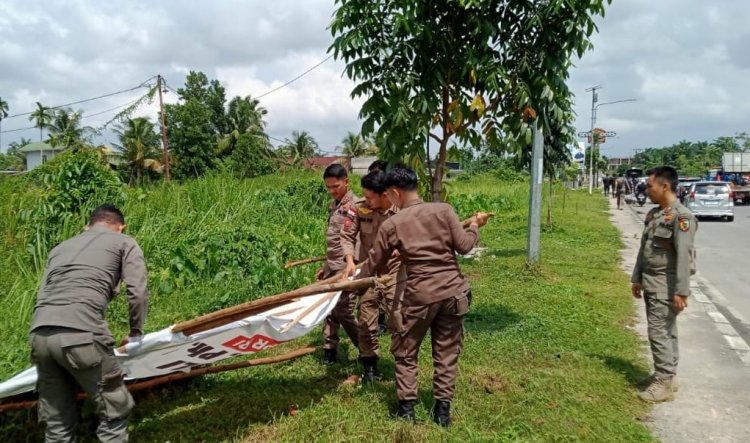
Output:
[280, 130, 319, 159]
[0, 97, 8, 149]
[218, 95, 274, 158]
[47, 108, 95, 150]
[114, 117, 163, 185]
[338, 131, 367, 157]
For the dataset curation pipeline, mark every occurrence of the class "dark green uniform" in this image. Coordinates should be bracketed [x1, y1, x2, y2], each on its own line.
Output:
[631, 200, 696, 378]
[30, 225, 150, 442]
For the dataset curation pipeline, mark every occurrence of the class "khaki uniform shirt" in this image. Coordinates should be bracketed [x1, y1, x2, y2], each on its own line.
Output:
[324, 190, 358, 275]
[30, 226, 150, 338]
[340, 201, 400, 275]
[631, 200, 697, 298]
[359, 198, 478, 306]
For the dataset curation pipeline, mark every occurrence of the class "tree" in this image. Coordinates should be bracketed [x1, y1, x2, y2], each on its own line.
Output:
[338, 131, 366, 156]
[330, 0, 610, 201]
[47, 108, 94, 150]
[280, 130, 319, 159]
[218, 95, 271, 158]
[0, 97, 8, 149]
[4, 138, 31, 170]
[166, 71, 229, 179]
[114, 117, 162, 185]
[29, 102, 53, 142]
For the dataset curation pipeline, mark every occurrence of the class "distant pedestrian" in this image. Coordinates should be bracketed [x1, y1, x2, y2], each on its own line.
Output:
[615, 174, 626, 209]
[631, 166, 697, 402]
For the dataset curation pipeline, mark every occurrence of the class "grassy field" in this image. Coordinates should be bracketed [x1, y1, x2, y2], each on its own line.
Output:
[0, 169, 653, 442]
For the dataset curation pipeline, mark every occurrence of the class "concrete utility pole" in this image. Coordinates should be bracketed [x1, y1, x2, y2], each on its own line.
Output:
[527, 119, 544, 263]
[157, 75, 171, 181]
[586, 85, 602, 194]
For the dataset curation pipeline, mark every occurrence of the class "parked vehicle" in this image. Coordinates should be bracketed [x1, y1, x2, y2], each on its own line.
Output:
[685, 181, 734, 222]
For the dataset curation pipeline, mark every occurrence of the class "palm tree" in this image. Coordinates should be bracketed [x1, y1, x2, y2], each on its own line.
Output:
[281, 130, 319, 159]
[47, 108, 95, 150]
[0, 97, 8, 149]
[218, 95, 274, 158]
[28, 102, 53, 142]
[338, 131, 366, 157]
[114, 117, 162, 185]
[6, 138, 31, 171]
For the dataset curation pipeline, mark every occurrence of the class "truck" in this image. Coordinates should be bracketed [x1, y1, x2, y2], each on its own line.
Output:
[721, 153, 750, 204]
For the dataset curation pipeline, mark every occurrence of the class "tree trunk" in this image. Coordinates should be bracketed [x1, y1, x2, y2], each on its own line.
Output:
[431, 85, 451, 202]
[547, 171, 553, 226]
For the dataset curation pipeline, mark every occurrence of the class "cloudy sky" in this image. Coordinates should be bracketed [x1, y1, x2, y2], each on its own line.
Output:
[1, 0, 748, 157]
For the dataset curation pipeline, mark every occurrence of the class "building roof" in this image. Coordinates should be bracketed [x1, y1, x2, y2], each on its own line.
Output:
[18, 142, 63, 153]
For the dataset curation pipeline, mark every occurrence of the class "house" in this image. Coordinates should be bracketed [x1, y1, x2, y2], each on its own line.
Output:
[350, 156, 379, 175]
[19, 142, 64, 170]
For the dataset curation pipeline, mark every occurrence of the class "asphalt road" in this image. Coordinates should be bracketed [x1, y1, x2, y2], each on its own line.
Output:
[630, 198, 750, 339]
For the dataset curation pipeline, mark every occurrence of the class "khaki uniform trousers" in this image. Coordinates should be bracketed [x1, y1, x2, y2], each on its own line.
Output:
[31, 327, 134, 443]
[391, 292, 470, 401]
[358, 284, 396, 358]
[645, 294, 679, 377]
[322, 270, 360, 351]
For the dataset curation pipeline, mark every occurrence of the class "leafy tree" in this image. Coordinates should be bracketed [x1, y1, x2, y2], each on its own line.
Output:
[28, 102, 53, 142]
[330, 0, 610, 201]
[114, 117, 163, 185]
[225, 132, 278, 178]
[166, 99, 216, 179]
[338, 131, 380, 157]
[279, 130, 319, 159]
[166, 71, 229, 179]
[1, 138, 30, 171]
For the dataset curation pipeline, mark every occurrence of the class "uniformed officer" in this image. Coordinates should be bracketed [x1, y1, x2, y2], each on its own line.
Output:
[631, 166, 697, 402]
[358, 167, 489, 426]
[340, 170, 401, 382]
[317, 163, 360, 364]
[29, 204, 150, 442]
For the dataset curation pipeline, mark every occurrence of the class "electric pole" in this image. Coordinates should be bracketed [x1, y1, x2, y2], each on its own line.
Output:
[586, 85, 602, 194]
[157, 75, 171, 181]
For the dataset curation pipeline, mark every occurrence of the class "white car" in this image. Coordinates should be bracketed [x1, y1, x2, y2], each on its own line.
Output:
[685, 181, 734, 222]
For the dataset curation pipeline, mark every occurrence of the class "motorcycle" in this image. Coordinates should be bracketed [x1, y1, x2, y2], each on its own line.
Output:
[634, 183, 648, 206]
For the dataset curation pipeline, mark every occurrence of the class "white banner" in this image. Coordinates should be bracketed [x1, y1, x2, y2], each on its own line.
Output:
[0, 290, 340, 400]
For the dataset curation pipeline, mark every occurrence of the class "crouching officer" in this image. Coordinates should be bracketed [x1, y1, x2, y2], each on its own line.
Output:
[340, 170, 402, 382]
[358, 167, 490, 427]
[29, 204, 150, 442]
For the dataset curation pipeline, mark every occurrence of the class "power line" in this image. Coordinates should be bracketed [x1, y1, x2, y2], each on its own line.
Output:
[255, 55, 332, 100]
[0, 125, 35, 135]
[3, 76, 156, 120]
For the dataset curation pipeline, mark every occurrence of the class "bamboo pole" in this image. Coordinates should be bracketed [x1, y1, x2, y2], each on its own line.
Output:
[284, 256, 326, 269]
[0, 347, 319, 413]
[172, 276, 392, 336]
[279, 291, 337, 333]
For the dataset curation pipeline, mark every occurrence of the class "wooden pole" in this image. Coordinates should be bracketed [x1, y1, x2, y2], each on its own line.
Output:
[284, 256, 326, 269]
[172, 276, 392, 336]
[0, 347, 319, 413]
[280, 291, 337, 333]
[157, 75, 171, 181]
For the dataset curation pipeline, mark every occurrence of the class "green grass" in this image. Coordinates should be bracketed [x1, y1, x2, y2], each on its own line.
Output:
[0, 172, 652, 442]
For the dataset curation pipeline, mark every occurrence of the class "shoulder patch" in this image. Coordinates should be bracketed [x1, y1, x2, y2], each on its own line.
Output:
[358, 206, 373, 215]
[678, 217, 690, 232]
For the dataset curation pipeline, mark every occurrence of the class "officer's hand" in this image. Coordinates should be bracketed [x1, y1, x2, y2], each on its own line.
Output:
[341, 260, 356, 281]
[315, 267, 324, 281]
[673, 295, 688, 312]
[474, 212, 492, 227]
[631, 282, 642, 299]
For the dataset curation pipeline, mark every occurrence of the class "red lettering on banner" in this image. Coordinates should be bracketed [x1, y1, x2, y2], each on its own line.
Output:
[222, 334, 282, 353]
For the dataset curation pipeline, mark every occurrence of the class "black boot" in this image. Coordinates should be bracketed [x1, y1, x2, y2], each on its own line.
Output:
[360, 356, 380, 383]
[432, 400, 451, 427]
[323, 348, 337, 365]
[394, 400, 416, 422]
